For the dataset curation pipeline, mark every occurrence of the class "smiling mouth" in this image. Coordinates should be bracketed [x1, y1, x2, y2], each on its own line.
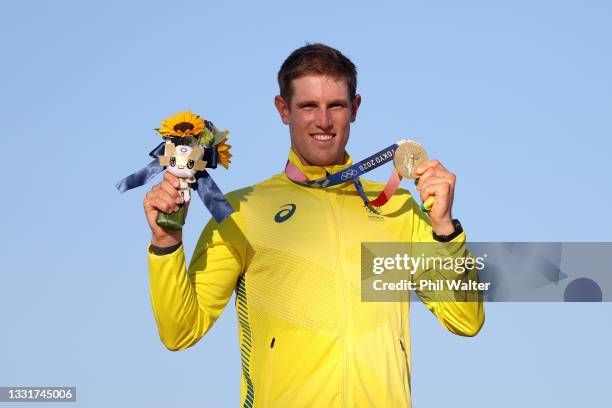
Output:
[310, 133, 335, 141]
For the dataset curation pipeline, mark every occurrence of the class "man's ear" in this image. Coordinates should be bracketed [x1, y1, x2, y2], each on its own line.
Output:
[274, 95, 290, 125]
[350, 94, 362, 122]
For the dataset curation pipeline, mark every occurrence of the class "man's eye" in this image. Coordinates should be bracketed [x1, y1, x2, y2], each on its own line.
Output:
[187, 160, 194, 169]
[169, 157, 176, 166]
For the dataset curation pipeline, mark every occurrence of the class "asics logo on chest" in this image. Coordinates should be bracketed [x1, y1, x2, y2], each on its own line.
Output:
[274, 204, 297, 223]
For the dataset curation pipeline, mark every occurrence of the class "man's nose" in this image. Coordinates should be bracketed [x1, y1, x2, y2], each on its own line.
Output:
[315, 107, 333, 129]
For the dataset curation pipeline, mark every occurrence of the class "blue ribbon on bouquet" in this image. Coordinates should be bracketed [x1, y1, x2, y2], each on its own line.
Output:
[115, 142, 234, 223]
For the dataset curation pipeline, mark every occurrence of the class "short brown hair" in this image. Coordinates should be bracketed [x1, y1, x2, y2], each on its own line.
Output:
[277, 43, 357, 105]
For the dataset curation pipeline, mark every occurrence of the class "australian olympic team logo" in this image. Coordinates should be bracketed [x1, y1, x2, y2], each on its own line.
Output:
[358, 149, 395, 172]
[340, 169, 358, 180]
[274, 204, 297, 223]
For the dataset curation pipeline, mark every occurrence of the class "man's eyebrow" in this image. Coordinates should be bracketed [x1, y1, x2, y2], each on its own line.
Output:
[296, 100, 319, 107]
[296, 99, 348, 107]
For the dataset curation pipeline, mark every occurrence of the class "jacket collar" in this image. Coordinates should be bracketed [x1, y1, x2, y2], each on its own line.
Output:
[287, 148, 353, 181]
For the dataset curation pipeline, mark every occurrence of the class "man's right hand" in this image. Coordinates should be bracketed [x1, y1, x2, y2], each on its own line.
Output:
[144, 172, 188, 247]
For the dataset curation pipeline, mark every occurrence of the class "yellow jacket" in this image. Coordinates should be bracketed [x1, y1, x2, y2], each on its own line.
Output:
[148, 149, 484, 407]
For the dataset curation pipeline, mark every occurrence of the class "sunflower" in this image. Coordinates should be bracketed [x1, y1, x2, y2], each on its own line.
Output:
[157, 111, 205, 138]
[216, 137, 232, 169]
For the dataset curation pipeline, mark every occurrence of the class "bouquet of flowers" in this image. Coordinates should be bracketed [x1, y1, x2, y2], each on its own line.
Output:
[116, 111, 234, 229]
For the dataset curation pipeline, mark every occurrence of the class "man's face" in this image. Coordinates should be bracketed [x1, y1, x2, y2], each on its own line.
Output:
[275, 75, 361, 166]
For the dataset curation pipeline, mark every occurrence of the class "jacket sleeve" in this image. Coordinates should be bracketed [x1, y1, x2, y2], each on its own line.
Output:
[147, 210, 247, 351]
[408, 199, 485, 337]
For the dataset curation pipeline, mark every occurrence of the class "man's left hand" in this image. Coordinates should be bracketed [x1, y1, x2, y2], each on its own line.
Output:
[414, 160, 456, 236]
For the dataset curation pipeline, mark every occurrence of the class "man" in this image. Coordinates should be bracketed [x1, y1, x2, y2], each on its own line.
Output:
[144, 43, 484, 407]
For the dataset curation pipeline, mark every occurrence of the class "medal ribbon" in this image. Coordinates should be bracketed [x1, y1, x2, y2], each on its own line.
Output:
[285, 142, 405, 210]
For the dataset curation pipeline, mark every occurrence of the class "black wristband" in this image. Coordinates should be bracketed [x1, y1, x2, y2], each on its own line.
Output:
[149, 241, 182, 255]
[432, 219, 463, 242]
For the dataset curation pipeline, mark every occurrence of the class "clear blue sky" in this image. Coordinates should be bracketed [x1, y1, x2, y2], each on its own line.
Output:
[1, 0, 611, 406]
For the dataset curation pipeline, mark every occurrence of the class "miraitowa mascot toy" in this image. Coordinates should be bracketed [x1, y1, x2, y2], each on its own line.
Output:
[116, 111, 234, 229]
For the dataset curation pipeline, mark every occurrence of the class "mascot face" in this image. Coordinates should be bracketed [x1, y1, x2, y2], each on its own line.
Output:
[161, 142, 206, 179]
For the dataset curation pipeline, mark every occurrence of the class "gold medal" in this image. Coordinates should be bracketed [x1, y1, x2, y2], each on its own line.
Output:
[393, 140, 429, 179]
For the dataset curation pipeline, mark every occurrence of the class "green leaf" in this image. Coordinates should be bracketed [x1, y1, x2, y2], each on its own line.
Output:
[213, 129, 226, 145]
[197, 128, 214, 147]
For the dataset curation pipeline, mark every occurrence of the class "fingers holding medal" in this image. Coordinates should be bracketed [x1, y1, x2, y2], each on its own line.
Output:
[393, 140, 455, 226]
[414, 159, 456, 223]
